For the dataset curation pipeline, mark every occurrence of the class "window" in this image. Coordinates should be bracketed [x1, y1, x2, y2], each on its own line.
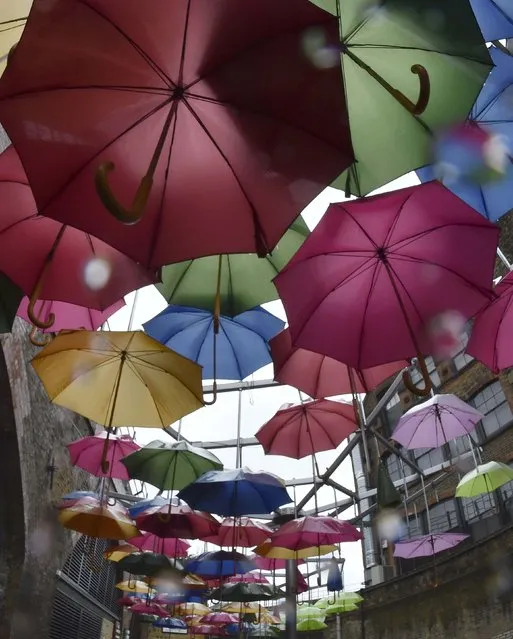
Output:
[409, 356, 441, 390]
[427, 499, 459, 533]
[453, 330, 474, 371]
[414, 447, 445, 472]
[383, 393, 403, 436]
[448, 435, 473, 458]
[403, 513, 423, 539]
[499, 462, 513, 506]
[471, 381, 513, 440]
[461, 493, 497, 524]
[386, 455, 403, 483]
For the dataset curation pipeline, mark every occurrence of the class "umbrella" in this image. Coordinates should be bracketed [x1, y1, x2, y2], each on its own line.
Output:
[274, 182, 499, 397]
[127, 533, 190, 558]
[255, 399, 358, 460]
[315, 592, 363, 609]
[270, 516, 362, 548]
[131, 602, 169, 618]
[455, 461, 513, 497]
[222, 603, 261, 616]
[417, 47, 513, 222]
[128, 495, 171, 519]
[0, 146, 153, 330]
[205, 517, 272, 549]
[56, 491, 99, 510]
[296, 607, 325, 621]
[121, 439, 223, 491]
[116, 580, 155, 595]
[177, 603, 211, 617]
[210, 582, 285, 603]
[117, 595, 140, 607]
[297, 619, 327, 632]
[226, 573, 269, 585]
[254, 542, 337, 560]
[326, 558, 343, 593]
[200, 613, 239, 626]
[468, 271, 513, 372]
[0, 1, 31, 77]
[67, 431, 140, 479]
[312, 0, 491, 196]
[0, 0, 352, 268]
[0, 271, 23, 333]
[118, 552, 183, 578]
[58, 501, 138, 540]
[251, 555, 304, 571]
[393, 532, 469, 558]
[391, 393, 483, 449]
[104, 544, 139, 562]
[270, 328, 406, 398]
[153, 618, 188, 630]
[469, 0, 513, 41]
[185, 550, 256, 577]
[135, 503, 220, 540]
[143, 305, 284, 380]
[325, 601, 359, 614]
[177, 468, 292, 516]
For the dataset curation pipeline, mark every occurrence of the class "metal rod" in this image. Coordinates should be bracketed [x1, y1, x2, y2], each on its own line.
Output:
[236, 389, 242, 468]
[497, 247, 512, 270]
[420, 474, 431, 534]
[369, 427, 424, 476]
[357, 394, 372, 478]
[285, 559, 297, 639]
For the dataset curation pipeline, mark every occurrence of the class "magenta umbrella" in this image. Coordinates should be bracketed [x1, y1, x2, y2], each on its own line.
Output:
[251, 555, 304, 571]
[271, 328, 406, 398]
[391, 393, 483, 450]
[203, 517, 272, 548]
[199, 613, 239, 626]
[131, 602, 168, 617]
[271, 516, 362, 549]
[467, 271, 513, 372]
[255, 399, 358, 460]
[274, 182, 498, 397]
[393, 533, 469, 558]
[127, 532, 190, 558]
[67, 431, 140, 479]
[135, 504, 220, 539]
[226, 572, 269, 585]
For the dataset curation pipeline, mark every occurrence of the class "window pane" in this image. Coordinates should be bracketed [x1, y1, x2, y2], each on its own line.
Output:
[403, 514, 423, 539]
[414, 447, 445, 471]
[461, 493, 497, 524]
[428, 500, 458, 532]
[448, 435, 472, 457]
[471, 382, 513, 440]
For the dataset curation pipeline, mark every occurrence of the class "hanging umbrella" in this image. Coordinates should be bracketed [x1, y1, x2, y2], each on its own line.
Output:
[270, 328, 406, 398]
[177, 468, 292, 516]
[116, 580, 155, 595]
[0, 1, 31, 76]
[315, 592, 363, 609]
[254, 542, 337, 560]
[128, 495, 171, 519]
[325, 601, 359, 614]
[200, 613, 239, 626]
[251, 555, 304, 571]
[255, 399, 358, 459]
[104, 544, 139, 562]
[468, 271, 513, 372]
[56, 491, 99, 510]
[177, 603, 211, 617]
[326, 558, 343, 593]
[274, 181, 499, 397]
[222, 603, 262, 616]
[143, 305, 284, 380]
[182, 574, 208, 591]
[297, 619, 327, 632]
[67, 431, 140, 479]
[127, 533, 190, 558]
[297, 606, 325, 621]
[417, 47, 513, 222]
[131, 602, 169, 618]
[153, 618, 188, 630]
[157, 218, 310, 317]
[311, 0, 491, 196]
[185, 551, 256, 577]
[118, 552, 183, 578]
[469, 0, 513, 40]
[0, 271, 23, 333]
[0, 146, 153, 331]
[226, 573, 270, 585]
[455, 461, 513, 497]
[270, 516, 361, 548]
[58, 501, 138, 540]
[121, 439, 223, 491]
[391, 394, 483, 449]
[204, 518, 272, 548]
[117, 595, 140, 607]
[135, 503, 220, 540]
[393, 532, 469, 558]
[211, 582, 284, 603]
[0, 0, 352, 268]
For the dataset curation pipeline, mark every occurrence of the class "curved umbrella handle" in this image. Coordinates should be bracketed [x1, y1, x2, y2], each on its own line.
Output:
[402, 353, 432, 397]
[29, 325, 52, 348]
[403, 65, 430, 115]
[95, 162, 152, 225]
[27, 286, 55, 330]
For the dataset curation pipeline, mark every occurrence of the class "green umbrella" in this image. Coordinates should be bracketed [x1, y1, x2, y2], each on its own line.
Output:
[0, 271, 23, 333]
[210, 582, 285, 603]
[325, 601, 359, 615]
[121, 440, 223, 491]
[315, 592, 363, 609]
[377, 460, 402, 509]
[455, 461, 513, 498]
[118, 552, 184, 577]
[310, 0, 491, 196]
[297, 618, 327, 632]
[156, 217, 309, 317]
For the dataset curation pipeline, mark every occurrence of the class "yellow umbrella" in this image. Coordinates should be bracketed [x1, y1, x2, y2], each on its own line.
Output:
[116, 579, 155, 594]
[32, 330, 204, 427]
[177, 603, 210, 616]
[254, 542, 337, 559]
[0, 0, 32, 76]
[104, 543, 139, 562]
[183, 574, 207, 588]
[58, 502, 138, 539]
[222, 603, 261, 615]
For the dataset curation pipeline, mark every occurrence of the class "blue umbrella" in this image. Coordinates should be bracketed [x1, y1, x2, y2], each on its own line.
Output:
[143, 305, 284, 380]
[128, 495, 172, 518]
[177, 468, 292, 516]
[185, 550, 256, 577]
[417, 47, 513, 222]
[153, 617, 188, 630]
[470, 0, 513, 41]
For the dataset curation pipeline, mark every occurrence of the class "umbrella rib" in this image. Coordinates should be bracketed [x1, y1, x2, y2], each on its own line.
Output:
[356, 255, 382, 369]
[348, 43, 492, 67]
[160, 259, 195, 303]
[307, 410, 340, 450]
[217, 320, 245, 380]
[381, 193, 415, 248]
[196, 315, 216, 364]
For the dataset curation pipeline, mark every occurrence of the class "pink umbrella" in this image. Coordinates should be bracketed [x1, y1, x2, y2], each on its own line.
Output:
[131, 602, 169, 617]
[271, 328, 407, 398]
[271, 516, 362, 549]
[296, 569, 309, 594]
[467, 271, 513, 372]
[203, 517, 272, 548]
[135, 504, 220, 540]
[227, 572, 270, 585]
[127, 533, 190, 558]
[192, 625, 225, 636]
[67, 431, 140, 479]
[199, 613, 239, 626]
[0, 146, 154, 331]
[251, 555, 304, 571]
[393, 533, 469, 558]
[274, 182, 498, 397]
[391, 394, 483, 450]
[117, 596, 141, 607]
[255, 399, 358, 459]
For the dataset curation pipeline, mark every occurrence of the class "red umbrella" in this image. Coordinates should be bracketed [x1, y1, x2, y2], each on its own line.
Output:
[271, 516, 362, 549]
[226, 573, 269, 585]
[135, 504, 220, 539]
[0, 0, 352, 269]
[275, 182, 498, 396]
[117, 596, 141, 607]
[271, 328, 406, 398]
[127, 532, 190, 558]
[200, 613, 239, 626]
[67, 431, 140, 479]
[131, 602, 168, 617]
[250, 555, 304, 571]
[0, 146, 153, 330]
[255, 399, 358, 460]
[203, 517, 272, 548]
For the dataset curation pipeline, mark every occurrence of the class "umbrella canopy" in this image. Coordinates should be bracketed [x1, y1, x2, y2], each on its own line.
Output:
[58, 501, 138, 540]
[468, 271, 513, 372]
[417, 47, 513, 222]
[312, 0, 491, 196]
[227, 573, 269, 585]
[177, 468, 292, 516]
[0, 0, 352, 268]
[177, 603, 211, 617]
[135, 503, 220, 540]
[256, 399, 358, 459]
[251, 555, 304, 571]
[157, 218, 310, 317]
[128, 495, 171, 519]
[297, 619, 327, 632]
[469, 0, 513, 40]
[275, 182, 498, 395]
[393, 532, 469, 558]
[143, 305, 284, 380]
[0, 1, 31, 76]
[0, 271, 23, 333]
[31, 330, 204, 427]
[118, 552, 183, 578]
[221, 603, 262, 616]
[127, 533, 190, 558]
[131, 602, 168, 618]
[56, 491, 99, 510]
[153, 618, 188, 630]
[254, 542, 337, 560]
[270, 516, 362, 549]
[271, 328, 406, 398]
[455, 461, 513, 497]
[67, 431, 140, 479]
[104, 544, 139, 562]
[391, 394, 483, 450]
[121, 439, 223, 491]
[117, 595, 140, 607]
[315, 592, 363, 609]
[200, 613, 239, 626]
[210, 582, 284, 603]
[325, 601, 359, 615]
[185, 550, 256, 577]
[204, 517, 272, 548]
[116, 580, 155, 595]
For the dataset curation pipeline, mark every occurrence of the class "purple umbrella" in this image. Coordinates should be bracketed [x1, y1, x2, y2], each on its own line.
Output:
[391, 394, 483, 450]
[393, 533, 469, 558]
